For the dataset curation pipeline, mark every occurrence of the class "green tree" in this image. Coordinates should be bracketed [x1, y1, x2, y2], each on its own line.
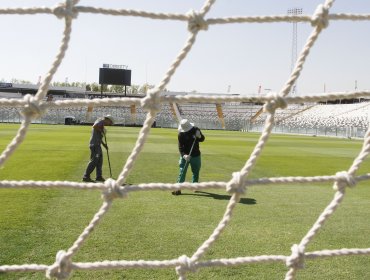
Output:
[110, 85, 124, 93]
[11, 78, 31, 84]
[130, 85, 139, 95]
[90, 83, 100, 92]
[139, 83, 155, 95]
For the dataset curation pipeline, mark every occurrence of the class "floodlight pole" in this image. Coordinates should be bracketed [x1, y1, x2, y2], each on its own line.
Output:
[288, 7, 302, 95]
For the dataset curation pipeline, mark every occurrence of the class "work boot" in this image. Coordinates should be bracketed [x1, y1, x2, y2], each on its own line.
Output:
[82, 177, 94, 182]
[95, 177, 106, 182]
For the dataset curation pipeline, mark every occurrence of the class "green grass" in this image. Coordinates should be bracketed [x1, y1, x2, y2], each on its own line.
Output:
[0, 124, 369, 279]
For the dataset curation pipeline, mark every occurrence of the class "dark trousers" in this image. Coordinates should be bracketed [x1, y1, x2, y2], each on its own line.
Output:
[83, 145, 103, 179]
[177, 155, 201, 183]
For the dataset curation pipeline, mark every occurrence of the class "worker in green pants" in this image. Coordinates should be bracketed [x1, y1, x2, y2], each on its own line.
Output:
[173, 119, 205, 195]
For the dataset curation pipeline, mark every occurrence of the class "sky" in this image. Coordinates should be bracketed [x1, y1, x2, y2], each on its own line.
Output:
[0, 0, 370, 96]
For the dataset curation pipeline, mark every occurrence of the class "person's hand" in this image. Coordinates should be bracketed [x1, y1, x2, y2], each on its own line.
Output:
[183, 154, 191, 162]
[102, 143, 108, 150]
[195, 130, 201, 139]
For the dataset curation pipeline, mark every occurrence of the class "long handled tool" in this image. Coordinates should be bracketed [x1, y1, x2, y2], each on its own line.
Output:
[104, 133, 113, 178]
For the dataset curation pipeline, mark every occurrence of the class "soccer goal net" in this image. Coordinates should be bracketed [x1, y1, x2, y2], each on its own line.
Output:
[0, 1, 369, 279]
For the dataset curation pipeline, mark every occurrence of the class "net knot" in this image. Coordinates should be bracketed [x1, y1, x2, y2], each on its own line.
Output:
[187, 10, 208, 32]
[226, 172, 247, 194]
[263, 92, 287, 114]
[286, 244, 305, 269]
[46, 250, 72, 280]
[311, 4, 329, 29]
[54, 0, 79, 20]
[21, 94, 45, 119]
[141, 92, 162, 113]
[176, 255, 197, 275]
[102, 179, 128, 201]
[333, 171, 356, 191]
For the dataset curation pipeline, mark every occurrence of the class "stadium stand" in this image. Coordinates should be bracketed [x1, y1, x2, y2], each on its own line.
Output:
[1, 85, 369, 137]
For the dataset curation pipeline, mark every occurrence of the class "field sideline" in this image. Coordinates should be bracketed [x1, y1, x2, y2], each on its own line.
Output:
[0, 123, 369, 279]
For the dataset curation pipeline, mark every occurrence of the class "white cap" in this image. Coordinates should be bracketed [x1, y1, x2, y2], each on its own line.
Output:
[104, 115, 114, 124]
[178, 119, 194, 132]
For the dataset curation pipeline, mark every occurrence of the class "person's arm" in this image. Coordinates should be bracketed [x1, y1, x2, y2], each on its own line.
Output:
[101, 137, 108, 150]
[195, 128, 205, 142]
[93, 121, 105, 133]
[93, 120, 107, 148]
[178, 133, 185, 157]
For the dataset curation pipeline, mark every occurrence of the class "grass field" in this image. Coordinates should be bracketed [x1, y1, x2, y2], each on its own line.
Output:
[0, 123, 369, 279]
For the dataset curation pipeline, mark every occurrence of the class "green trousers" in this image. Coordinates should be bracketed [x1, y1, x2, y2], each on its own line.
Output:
[177, 155, 201, 183]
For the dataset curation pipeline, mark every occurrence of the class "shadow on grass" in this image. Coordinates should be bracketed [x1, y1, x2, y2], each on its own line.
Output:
[181, 191, 257, 205]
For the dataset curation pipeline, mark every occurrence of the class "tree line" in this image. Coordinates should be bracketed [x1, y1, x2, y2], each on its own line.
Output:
[2, 78, 159, 95]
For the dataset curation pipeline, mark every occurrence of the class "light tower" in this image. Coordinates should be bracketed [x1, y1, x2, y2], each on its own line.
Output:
[288, 7, 302, 95]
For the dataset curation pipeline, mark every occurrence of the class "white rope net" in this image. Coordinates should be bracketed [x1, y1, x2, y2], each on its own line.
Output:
[0, 1, 370, 279]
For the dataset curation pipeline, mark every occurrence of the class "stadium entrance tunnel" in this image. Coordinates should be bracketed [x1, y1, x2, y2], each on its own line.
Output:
[64, 116, 78, 125]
